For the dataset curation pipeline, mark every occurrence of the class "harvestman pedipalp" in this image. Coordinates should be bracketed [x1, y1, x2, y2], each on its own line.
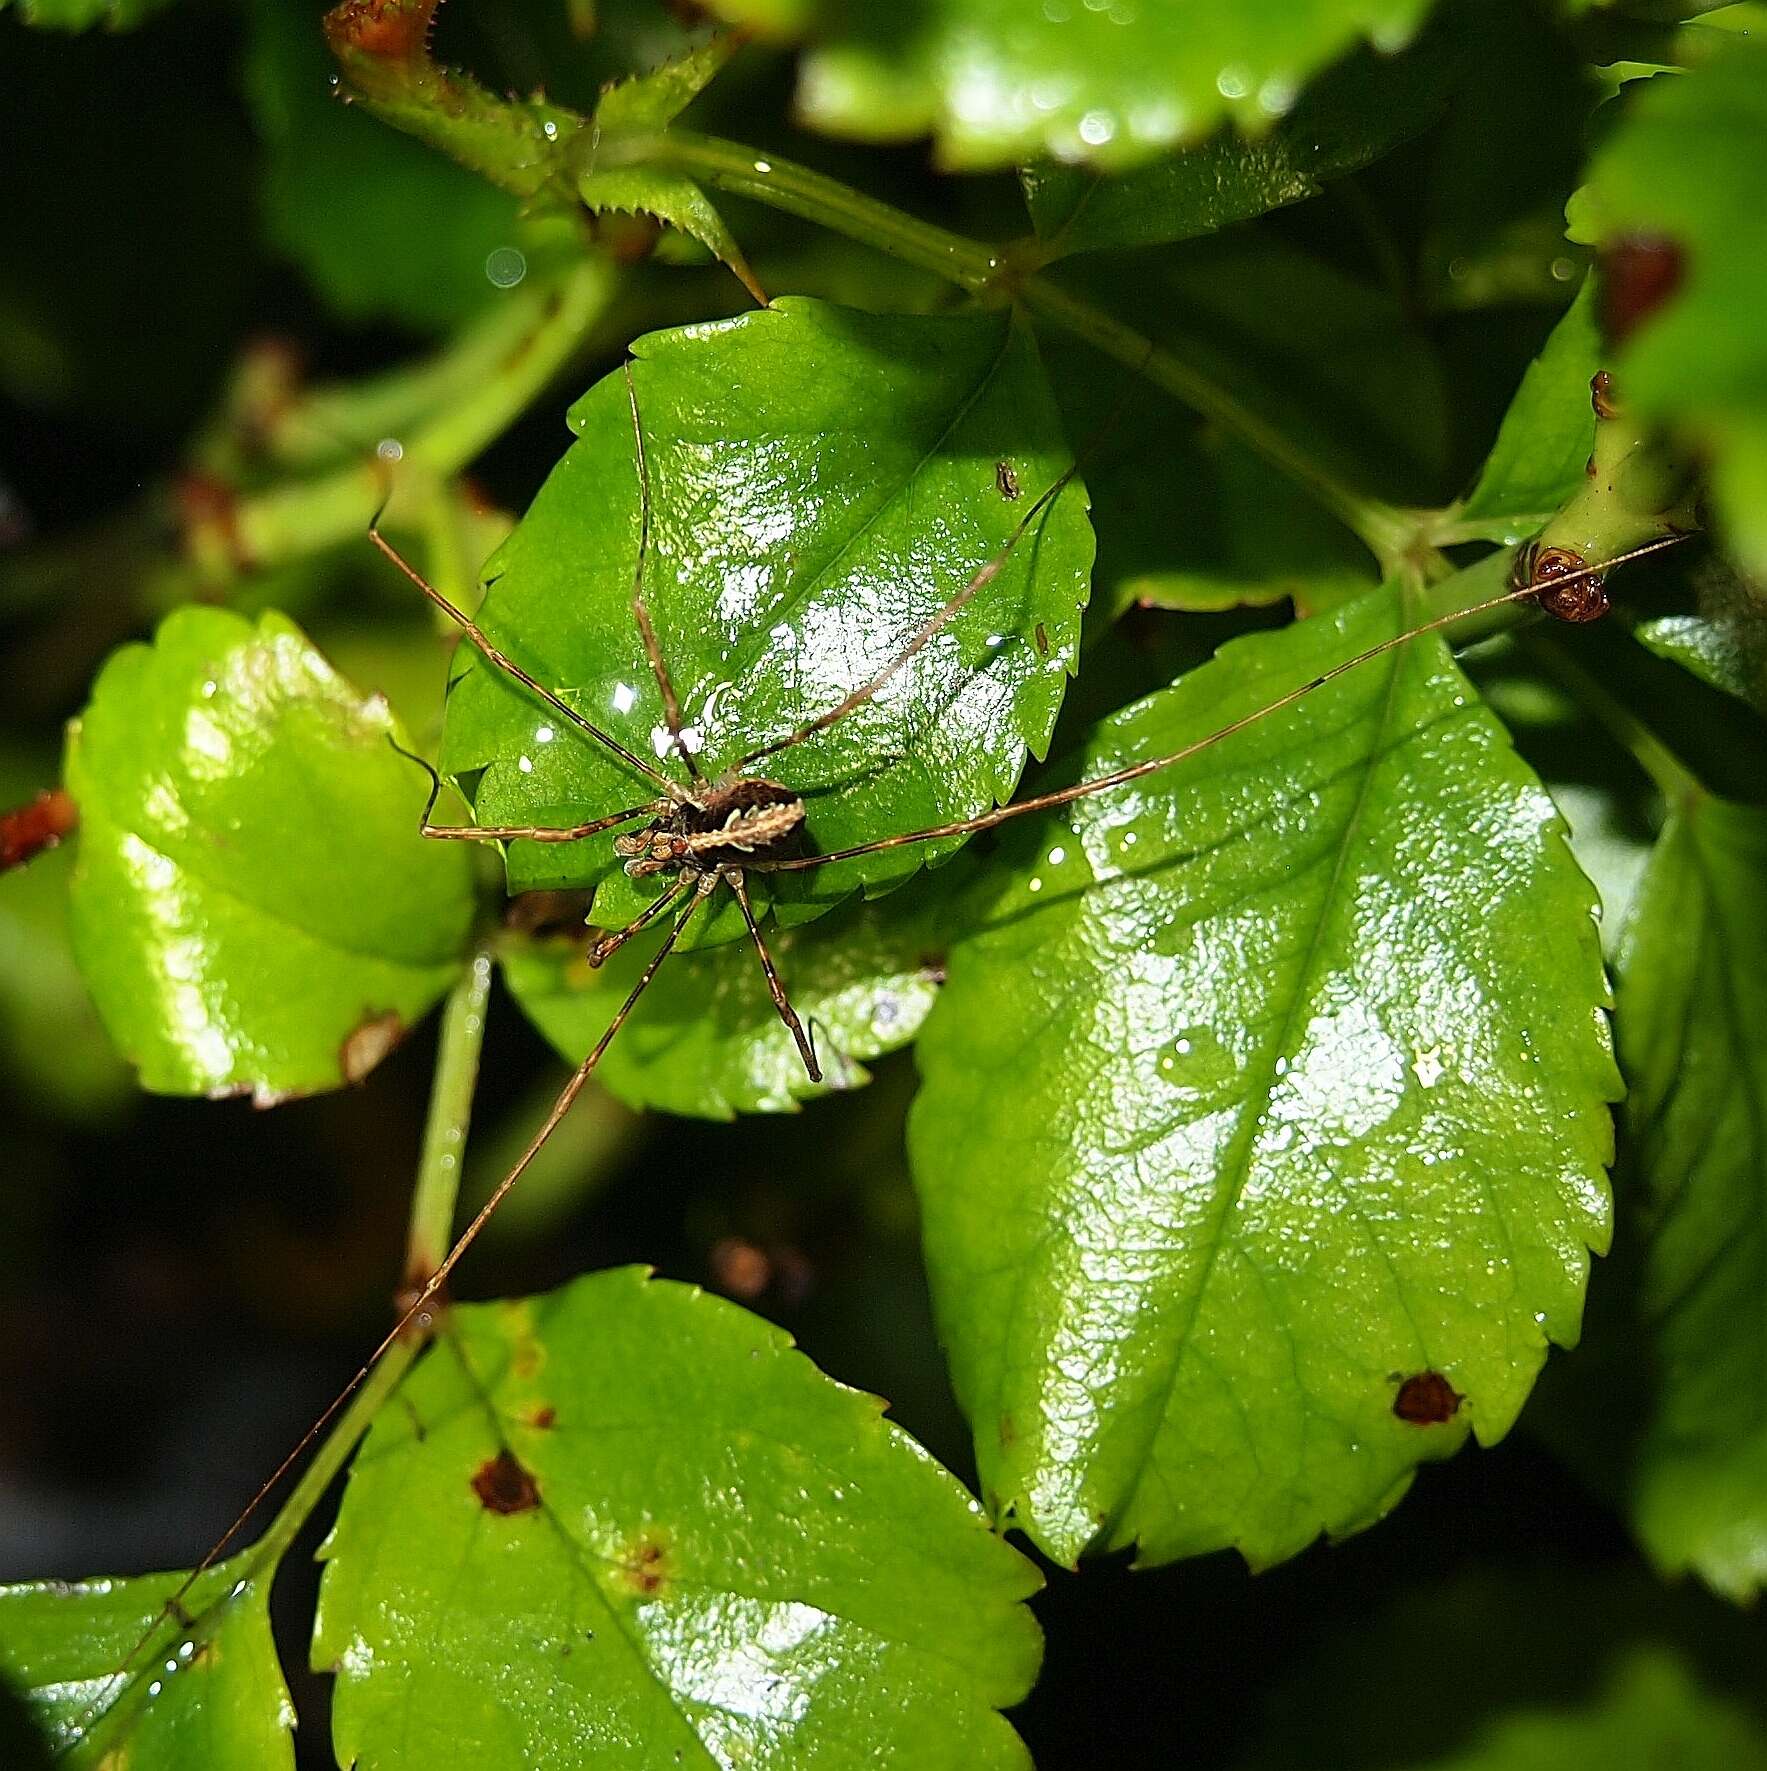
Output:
[75, 354, 1690, 1744]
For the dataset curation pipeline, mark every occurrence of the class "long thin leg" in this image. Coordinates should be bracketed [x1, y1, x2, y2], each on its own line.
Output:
[623, 363, 701, 780]
[426, 807, 662, 845]
[123, 879, 709, 1658]
[737, 460, 1083, 770]
[587, 876, 690, 968]
[391, 735, 663, 845]
[751, 539, 1690, 876]
[368, 510, 685, 802]
[728, 871, 821, 1081]
[737, 375, 1145, 772]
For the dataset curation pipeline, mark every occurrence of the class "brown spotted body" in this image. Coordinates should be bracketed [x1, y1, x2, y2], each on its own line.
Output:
[1512, 541, 1610, 625]
[614, 775, 804, 879]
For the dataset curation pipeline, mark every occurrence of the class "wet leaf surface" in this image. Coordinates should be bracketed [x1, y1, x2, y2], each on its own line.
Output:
[911, 577, 1619, 1567]
[438, 299, 1092, 941]
[502, 854, 967, 1117]
[0, 1557, 293, 1770]
[698, 0, 1439, 172]
[315, 1268, 1040, 1767]
[65, 606, 475, 1100]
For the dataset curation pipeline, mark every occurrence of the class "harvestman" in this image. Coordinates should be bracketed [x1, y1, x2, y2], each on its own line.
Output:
[82, 362, 1686, 1734]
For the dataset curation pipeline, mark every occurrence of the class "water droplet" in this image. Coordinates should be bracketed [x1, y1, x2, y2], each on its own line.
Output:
[377, 436, 404, 463]
[518, 754, 533, 775]
[535, 724, 554, 743]
[612, 682, 637, 714]
[1047, 845, 1066, 866]
[201, 679, 217, 699]
[148, 1680, 162, 1697]
[1215, 64, 1251, 100]
[1550, 256, 1577, 283]
[1256, 75, 1296, 116]
[1027, 877, 1043, 894]
[485, 247, 527, 288]
[542, 118, 559, 140]
[753, 159, 772, 174]
[1078, 109, 1116, 146]
[1273, 1054, 1290, 1077]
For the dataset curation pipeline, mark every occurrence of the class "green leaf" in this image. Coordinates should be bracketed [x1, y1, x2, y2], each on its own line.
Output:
[65, 606, 476, 1101]
[1633, 554, 1767, 716]
[1021, 25, 1461, 259]
[438, 298, 1092, 940]
[698, 0, 1440, 172]
[0, 750, 129, 1114]
[1456, 278, 1601, 543]
[1615, 796, 1767, 1600]
[314, 1268, 1041, 1767]
[0, 1557, 293, 1769]
[910, 577, 1619, 1568]
[0, 0, 176, 26]
[1566, 42, 1767, 578]
[579, 35, 765, 301]
[244, 0, 528, 332]
[502, 856, 966, 1117]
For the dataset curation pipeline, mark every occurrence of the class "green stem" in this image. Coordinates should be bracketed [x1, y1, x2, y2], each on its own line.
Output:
[596, 129, 1414, 564]
[251, 946, 494, 1571]
[406, 947, 496, 1281]
[226, 259, 614, 568]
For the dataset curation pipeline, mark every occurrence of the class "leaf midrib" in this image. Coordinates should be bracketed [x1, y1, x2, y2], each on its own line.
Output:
[1110, 620, 1422, 1535]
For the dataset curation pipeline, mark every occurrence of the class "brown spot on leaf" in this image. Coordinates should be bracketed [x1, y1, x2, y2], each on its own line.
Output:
[1598, 235, 1684, 347]
[0, 788, 76, 873]
[341, 1010, 404, 1084]
[472, 1449, 541, 1514]
[998, 1413, 1017, 1448]
[1393, 1370, 1462, 1425]
[1034, 622, 1050, 657]
[996, 460, 1022, 501]
[615, 1530, 671, 1595]
[528, 1405, 557, 1431]
[1590, 369, 1619, 422]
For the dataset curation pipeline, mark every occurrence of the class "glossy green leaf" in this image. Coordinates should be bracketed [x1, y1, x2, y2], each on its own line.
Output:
[910, 577, 1619, 1568]
[245, 0, 527, 332]
[314, 1268, 1041, 1767]
[502, 856, 967, 1117]
[1566, 42, 1767, 578]
[0, 1557, 293, 1769]
[1021, 26, 1460, 259]
[1238, 1569, 1767, 1771]
[1456, 278, 1601, 543]
[1633, 554, 1767, 716]
[698, 0, 1439, 172]
[438, 299, 1092, 941]
[65, 606, 475, 1101]
[1615, 796, 1767, 1599]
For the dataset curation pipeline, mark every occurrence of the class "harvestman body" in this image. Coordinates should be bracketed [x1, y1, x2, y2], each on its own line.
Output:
[85, 355, 1686, 1731]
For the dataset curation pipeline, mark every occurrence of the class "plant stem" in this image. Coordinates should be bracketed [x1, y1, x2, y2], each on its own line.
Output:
[599, 129, 1415, 564]
[246, 948, 495, 1576]
[406, 947, 496, 1281]
[225, 259, 614, 569]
